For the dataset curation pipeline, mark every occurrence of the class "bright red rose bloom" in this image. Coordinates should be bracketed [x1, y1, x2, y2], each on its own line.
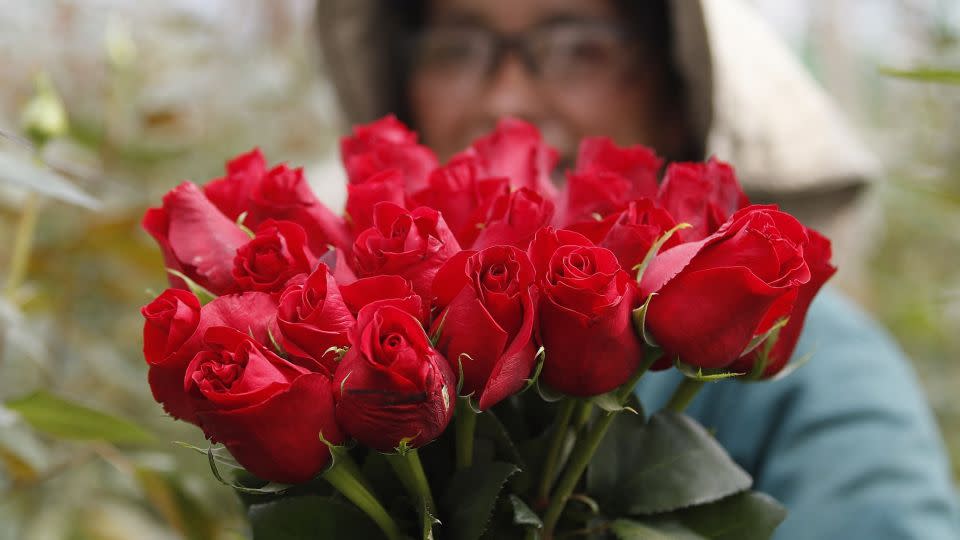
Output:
[432, 246, 539, 410]
[276, 264, 356, 375]
[472, 188, 555, 251]
[730, 228, 836, 377]
[352, 203, 461, 301]
[457, 118, 559, 199]
[233, 220, 316, 293]
[338, 275, 424, 322]
[340, 114, 438, 192]
[143, 291, 279, 424]
[656, 158, 749, 242]
[186, 327, 343, 483]
[639, 205, 817, 370]
[528, 228, 644, 397]
[567, 199, 679, 273]
[143, 182, 250, 295]
[204, 148, 268, 222]
[345, 169, 407, 233]
[333, 301, 455, 452]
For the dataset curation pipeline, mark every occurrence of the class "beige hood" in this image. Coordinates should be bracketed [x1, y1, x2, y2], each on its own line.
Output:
[315, 0, 881, 293]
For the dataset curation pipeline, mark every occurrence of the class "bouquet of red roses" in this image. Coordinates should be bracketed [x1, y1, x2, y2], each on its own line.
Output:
[140, 116, 834, 539]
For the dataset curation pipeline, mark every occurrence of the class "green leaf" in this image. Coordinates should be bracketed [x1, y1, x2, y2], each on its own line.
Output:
[652, 491, 786, 540]
[508, 495, 542, 529]
[739, 317, 789, 360]
[587, 411, 751, 515]
[476, 410, 525, 467]
[611, 518, 703, 540]
[633, 222, 692, 283]
[878, 67, 960, 85]
[207, 445, 292, 495]
[0, 147, 100, 209]
[5, 391, 155, 444]
[440, 461, 519, 540]
[166, 269, 216, 305]
[174, 441, 242, 470]
[248, 495, 383, 540]
[592, 391, 638, 414]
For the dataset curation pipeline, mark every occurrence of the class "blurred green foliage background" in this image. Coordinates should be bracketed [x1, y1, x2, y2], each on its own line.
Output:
[0, 1, 957, 538]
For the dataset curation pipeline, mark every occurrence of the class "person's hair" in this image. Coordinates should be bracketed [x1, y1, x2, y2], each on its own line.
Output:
[380, 0, 699, 162]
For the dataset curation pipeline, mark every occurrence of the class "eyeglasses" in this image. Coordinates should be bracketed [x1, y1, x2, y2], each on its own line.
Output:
[410, 19, 638, 89]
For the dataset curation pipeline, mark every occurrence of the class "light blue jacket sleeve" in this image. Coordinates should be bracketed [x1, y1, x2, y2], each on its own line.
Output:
[634, 289, 960, 539]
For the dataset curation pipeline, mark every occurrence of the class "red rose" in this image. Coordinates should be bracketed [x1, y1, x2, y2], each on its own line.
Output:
[345, 169, 407, 233]
[333, 300, 455, 451]
[143, 182, 250, 295]
[143, 291, 278, 424]
[204, 148, 267, 221]
[431, 246, 538, 410]
[411, 156, 510, 248]
[730, 229, 835, 377]
[233, 220, 316, 293]
[528, 228, 644, 397]
[639, 205, 815, 370]
[186, 326, 343, 483]
[338, 275, 423, 321]
[566, 199, 679, 272]
[472, 188, 555, 251]
[656, 158, 749, 242]
[277, 264, 355, 374]
[558, 138, 661, 226]
[341, 115, 438, 192]
[458, 118, 559, 199]
[352, 203, 461, 301]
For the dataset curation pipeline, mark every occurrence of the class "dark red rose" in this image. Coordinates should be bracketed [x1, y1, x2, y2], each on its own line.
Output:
[639, 205, 816, 370]
[338, 275, 423, 321]
[528, 228, 644, 397]
[411, 156, 510, 248]
[345, 169, 407, 233]
[431, 246, 538, 410]
[472, 188, 555, 251]
[333, 300, 455, 452]
[143, 182, 250, 295]
[233, 220, 316, 293]
[186, 326, 343, 483]
[730, 228, 835, 377]
[457, 118, 559, 199]
[143, 291, 279, 424]
[247, 163, 351, 254]
[341, 115, 438, 192]
[277, 264, 355, 375]
[352, 203, 461, 301]
[566, 199, 679, 272]
[203, 148, 267, 221]
[656, 158, 749, 242]
[558, 138, 662, 226]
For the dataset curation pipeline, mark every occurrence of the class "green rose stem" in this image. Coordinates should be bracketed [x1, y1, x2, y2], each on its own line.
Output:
[386, 448, 436, 514]
[455, 396, 477, 469]
[666, 378, 706, 413]
[572, 400, 593, 433]
[536, 398, 577, 505]
[541, 352, 660, 539]
[324, 454, 402, 540]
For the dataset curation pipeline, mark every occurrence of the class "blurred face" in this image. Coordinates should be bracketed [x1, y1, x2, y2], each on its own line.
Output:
[408, 0, 671, 168]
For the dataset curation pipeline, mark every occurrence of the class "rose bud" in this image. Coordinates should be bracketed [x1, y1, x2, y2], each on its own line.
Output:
[340, 114, 438, 192]
[557, 138, 662, 226]
[567, 199, 679, 272]
[143, 291, 279, 424]
[656, 158, 749, 242]
[142, 182, 250, 295]
[457, 118, 559, 199]
[186, 326, 343, 483]
[528, 228, 644, 397]
[333, 300, 455, 452]
[346, 169, 407, 233]
[232, 220, 316, 293]
[277, 264, 356, 375]
[352, 203, 461, 301]
[411, 156, 510, 248]
[339, 275, 424, 322]
[639, 205, 817, 370]
[472, 188, 555, 251]
[202, 150, 351, 255]
[431, 245, 538, 410]
[730, 229, 836, 378]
